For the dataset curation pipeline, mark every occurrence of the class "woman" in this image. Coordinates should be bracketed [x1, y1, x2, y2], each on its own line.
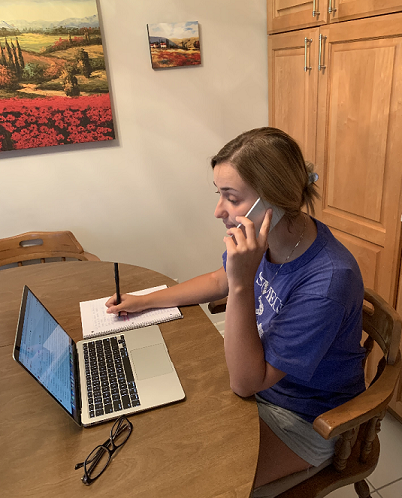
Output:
[106, 127, 366, 491]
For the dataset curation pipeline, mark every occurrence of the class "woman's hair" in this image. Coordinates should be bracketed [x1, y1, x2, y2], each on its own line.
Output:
[211, 127, 319, 220]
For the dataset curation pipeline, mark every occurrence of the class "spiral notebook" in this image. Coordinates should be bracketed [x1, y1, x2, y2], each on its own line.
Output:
[80, 285, 183, 339]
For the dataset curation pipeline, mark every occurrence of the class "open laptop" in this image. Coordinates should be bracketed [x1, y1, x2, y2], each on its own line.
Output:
[13, 286, 185, 427]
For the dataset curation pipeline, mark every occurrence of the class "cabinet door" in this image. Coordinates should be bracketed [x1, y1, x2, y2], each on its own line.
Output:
[328, 0, 402, 23]
[267, 0, 328, 34]
[268, 28, 319, 163]
[315, 14, 402, 305]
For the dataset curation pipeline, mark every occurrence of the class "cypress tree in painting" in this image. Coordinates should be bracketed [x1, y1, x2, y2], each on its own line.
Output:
[11, 41, 21, 78]
[0, 45, 7, 66]
[77, 48, 92, 78]
[16, 38, 25, 69]
[4, 38, 15, 71]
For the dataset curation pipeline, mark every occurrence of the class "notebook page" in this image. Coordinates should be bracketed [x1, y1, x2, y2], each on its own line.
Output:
[80, 285, 182, 338]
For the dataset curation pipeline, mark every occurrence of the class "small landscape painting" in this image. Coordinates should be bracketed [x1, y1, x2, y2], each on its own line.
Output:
[147, 21, 201, 69]
[0, 0, 115, 152]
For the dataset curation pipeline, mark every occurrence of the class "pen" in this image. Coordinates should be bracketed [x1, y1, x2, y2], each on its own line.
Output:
[114, 263, 121, 317]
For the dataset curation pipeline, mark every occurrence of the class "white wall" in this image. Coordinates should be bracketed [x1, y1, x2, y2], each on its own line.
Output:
[0, 0, 268, 319]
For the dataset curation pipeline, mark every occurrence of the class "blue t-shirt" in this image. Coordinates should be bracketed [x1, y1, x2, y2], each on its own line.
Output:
[223, 218, 366, 423]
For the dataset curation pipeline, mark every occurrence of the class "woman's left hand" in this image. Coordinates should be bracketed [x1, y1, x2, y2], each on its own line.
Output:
[224, 209, 272, 291]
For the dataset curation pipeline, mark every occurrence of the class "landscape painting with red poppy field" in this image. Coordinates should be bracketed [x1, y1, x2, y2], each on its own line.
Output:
[0, 0, 114, 152]
[147, 21, 201, 69]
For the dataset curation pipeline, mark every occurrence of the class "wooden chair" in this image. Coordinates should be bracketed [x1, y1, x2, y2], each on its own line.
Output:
[0, 231, 100, 268]
[208, 297, 228, 315]
[209, 289, 402, 498]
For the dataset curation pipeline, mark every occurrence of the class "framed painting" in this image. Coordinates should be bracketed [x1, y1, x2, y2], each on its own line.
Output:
[0, 0, 115, 152]
[147, 21, 201, 69]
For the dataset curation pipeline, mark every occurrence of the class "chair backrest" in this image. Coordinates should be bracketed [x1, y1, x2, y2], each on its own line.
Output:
[0, 231, 100, 267]
[362, 288, 401, 368]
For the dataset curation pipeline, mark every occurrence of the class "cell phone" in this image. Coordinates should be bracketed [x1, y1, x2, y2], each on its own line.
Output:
[237, 198, 284, 235]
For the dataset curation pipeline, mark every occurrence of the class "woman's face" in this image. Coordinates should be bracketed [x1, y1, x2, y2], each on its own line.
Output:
[213, 162, 259, 230]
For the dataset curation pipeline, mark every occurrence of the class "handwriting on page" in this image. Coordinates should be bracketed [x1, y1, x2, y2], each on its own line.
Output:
[90, 299, 125, 331]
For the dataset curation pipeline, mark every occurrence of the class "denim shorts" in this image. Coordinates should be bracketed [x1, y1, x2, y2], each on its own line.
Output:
[256, 394, 337, 467]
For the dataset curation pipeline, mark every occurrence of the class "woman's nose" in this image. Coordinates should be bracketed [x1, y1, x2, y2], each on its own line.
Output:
[214, 198, 227, 219]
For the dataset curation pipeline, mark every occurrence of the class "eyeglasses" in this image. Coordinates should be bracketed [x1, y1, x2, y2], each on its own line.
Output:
[75, 415, 133, 485]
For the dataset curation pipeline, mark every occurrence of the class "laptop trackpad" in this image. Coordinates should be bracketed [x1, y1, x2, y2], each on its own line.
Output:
[131, 344, 173, 381]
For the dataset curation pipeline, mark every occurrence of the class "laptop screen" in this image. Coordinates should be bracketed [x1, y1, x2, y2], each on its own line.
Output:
[13, 287, 79, 422]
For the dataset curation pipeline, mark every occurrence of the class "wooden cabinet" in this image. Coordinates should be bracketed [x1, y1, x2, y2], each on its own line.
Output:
[268, 0, 402, 33]
[315, 15, 402, 306]
[268, 13, 402, 305]
[267, 2, 402, 419]
[268, 27, 319, 163]
[330, 0, 402, 23]
[267, 1, 328, 33]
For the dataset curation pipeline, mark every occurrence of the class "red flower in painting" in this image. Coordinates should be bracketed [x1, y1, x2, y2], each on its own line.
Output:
[0, 94, 115, 151]
[151, 49, 201, 68]
[1, 122, 15, 133]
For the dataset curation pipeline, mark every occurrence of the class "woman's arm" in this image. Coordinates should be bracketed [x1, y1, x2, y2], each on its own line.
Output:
[224, 281, 285, 397]
[224, 211, 286, 397]
[106, 266, 229, 315]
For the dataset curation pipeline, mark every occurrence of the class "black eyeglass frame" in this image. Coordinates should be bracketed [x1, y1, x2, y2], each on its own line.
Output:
[75, 415, 133, 485]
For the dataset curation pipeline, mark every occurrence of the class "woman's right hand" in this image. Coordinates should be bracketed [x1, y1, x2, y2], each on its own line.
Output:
[105, 293, 148, 316]
[224, 209, 272, 291]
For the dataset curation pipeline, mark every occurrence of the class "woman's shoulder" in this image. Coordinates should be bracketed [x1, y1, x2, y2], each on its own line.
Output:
[314, 219, 360, 270]
[297, 219, 363, 304]
[275, 218, 358, 275]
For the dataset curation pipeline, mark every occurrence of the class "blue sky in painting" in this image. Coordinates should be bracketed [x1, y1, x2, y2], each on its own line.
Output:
[148, 21, 199, 40]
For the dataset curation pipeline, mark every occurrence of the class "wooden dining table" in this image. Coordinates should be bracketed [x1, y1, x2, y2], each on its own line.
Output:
[0, 261, 259, 498]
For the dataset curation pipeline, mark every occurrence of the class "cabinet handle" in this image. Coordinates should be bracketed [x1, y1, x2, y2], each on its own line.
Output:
[304, 38, 312, 72]
[312, 0, 320, 17]
[328, 0, 337, 13]
[318, 34, 327, 71]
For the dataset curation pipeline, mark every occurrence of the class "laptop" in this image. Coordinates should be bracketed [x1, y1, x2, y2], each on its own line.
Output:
[13, 286, 185, 427]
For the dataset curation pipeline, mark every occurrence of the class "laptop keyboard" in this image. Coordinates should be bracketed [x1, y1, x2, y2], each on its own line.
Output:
[83, 335, 140, 418]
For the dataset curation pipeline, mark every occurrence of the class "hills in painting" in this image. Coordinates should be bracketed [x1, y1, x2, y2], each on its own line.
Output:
[0, 15, 99, 31]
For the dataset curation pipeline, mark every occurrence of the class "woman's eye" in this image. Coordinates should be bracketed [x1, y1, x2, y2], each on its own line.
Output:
[214, 190, 240, 205]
